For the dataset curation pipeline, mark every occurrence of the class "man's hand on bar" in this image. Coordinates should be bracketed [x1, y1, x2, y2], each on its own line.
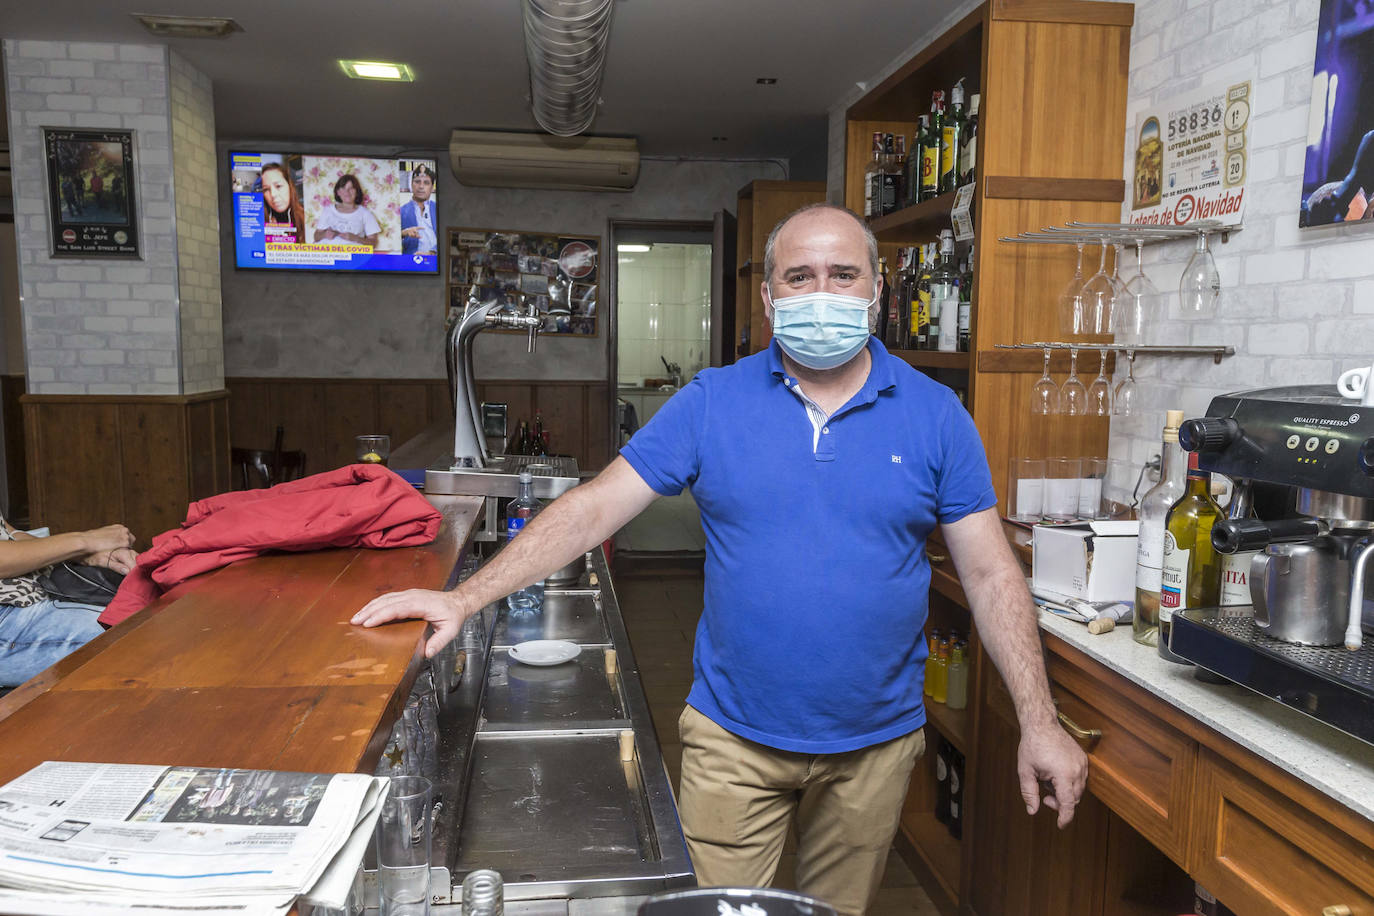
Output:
[352, 588, 474, 659]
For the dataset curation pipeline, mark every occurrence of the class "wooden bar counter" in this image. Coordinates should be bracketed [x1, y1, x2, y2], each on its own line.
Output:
[0, 493, 483, 785]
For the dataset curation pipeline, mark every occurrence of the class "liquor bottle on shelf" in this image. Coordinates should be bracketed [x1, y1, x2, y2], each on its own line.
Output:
[894, 247, 915, 349]
[505, 469, 545, 613]
[532, 412, 545, 451]
[934, 736, 951, 824]
[863, 130, 884, 219]
[920, 92, 944, 202]
[957, 247, 973, 353]
[946, 640, 968, 710]
[880, 133, 902, 216]
[1219, 481, 1257, 606]
[931, 230, 960, 352]
[932, 632, 951, 703]
[1134, 409, 1187, 646]
[907, 116, 928, 207]
[959, 93, 980, 187]
[917, 243, 934, 349]
[939, 79, 966, 193]
[923, 628, 942, 698]
[1160, 452, 1223, 663]
[948, 749, 964, 839]
[511, 420, 530, 456]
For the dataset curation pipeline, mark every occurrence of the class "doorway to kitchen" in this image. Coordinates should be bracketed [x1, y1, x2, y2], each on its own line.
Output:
[609, 221, 716, 558]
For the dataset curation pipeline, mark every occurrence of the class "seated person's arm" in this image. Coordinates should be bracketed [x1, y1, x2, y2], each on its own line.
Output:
[0, 522, 135, 578]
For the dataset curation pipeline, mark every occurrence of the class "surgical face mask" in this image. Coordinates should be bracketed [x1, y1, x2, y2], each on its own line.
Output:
[766, 288, 875, 370]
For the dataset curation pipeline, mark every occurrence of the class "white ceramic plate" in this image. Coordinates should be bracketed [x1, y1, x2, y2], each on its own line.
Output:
[509, 639, 581, 666]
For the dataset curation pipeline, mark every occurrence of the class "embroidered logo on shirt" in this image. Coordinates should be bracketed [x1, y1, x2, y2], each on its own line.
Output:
[891, 455, 902, 463]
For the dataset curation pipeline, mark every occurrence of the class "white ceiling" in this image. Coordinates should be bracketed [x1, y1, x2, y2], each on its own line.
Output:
[0, 0, 950, 168]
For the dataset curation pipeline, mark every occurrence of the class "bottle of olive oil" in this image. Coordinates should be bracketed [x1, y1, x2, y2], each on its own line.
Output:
[1159, 452, 1222, 663]
[1133, 410, 1186, 646]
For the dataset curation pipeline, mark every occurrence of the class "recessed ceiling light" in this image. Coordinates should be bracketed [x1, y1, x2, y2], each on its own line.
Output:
[133, 13, 242, 38]
[756, 78, 777, 85]
[339, 60, 415, 82]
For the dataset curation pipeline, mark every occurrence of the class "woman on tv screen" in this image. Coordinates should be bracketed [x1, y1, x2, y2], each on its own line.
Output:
[313, 173, 381, 249]
[260, 162, 304, 243]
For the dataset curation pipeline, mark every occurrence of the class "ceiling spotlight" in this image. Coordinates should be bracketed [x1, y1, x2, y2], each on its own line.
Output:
[756, 78, 778, 85]
[133, 13, 242, 38]
[339, 60, 415, 82]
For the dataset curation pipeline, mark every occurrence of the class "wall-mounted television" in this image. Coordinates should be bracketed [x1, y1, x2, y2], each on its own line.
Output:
[229, 151, 440, 274]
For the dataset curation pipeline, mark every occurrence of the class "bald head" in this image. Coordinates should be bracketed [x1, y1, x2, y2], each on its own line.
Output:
[763, 203, 879, 285]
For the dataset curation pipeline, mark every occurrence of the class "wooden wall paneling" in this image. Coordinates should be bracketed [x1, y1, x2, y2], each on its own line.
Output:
[983, 20, 1130, 180]
[272, 380, 327, 462]
[378, 382, 434, 448]
[24, 401, 124, 536]
[478, 383, 533, 435]
[428, 380, 453, 429]
[322, 382, 380, 470]
[3, 375, 29, 524]
[584, 384, 611, 471]
[118, 402, 189, 543]
[532, 383, 584, 461]
[226, 379, 275, 452]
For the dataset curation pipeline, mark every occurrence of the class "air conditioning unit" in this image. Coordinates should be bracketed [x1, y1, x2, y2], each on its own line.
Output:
[449, 130, 640, 192]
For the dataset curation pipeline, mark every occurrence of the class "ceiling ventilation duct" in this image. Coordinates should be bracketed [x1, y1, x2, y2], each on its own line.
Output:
[522, 0, 614, 137]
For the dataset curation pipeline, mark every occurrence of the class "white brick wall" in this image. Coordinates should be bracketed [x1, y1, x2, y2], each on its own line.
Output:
[3, 39, 184, 395]
[169, 51, 224, 394]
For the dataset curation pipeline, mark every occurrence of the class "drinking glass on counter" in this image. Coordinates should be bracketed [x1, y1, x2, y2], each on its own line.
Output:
[1078, 457, 1107, 520]
[1008, 458, 1045, 522]
[376, 776, 433, 916]
[356, 434, 391, 467]
[1044, 458, 1082, 522]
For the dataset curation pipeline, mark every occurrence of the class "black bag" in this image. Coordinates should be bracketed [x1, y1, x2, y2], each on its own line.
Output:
[37, 562, 124, 607]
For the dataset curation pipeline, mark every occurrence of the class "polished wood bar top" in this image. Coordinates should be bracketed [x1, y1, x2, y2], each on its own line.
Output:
[0, 494, 483, 785]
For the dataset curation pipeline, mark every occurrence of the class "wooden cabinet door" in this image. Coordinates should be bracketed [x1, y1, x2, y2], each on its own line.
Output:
[967, 662, 1108, 916]
[1191, 748, 1374, 916]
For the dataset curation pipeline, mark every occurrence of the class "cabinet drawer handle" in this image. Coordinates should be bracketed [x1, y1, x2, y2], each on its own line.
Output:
[1057, 710, 1102, 747]
[1322, 906, 1352, 916]
[927, 550, 949, 565]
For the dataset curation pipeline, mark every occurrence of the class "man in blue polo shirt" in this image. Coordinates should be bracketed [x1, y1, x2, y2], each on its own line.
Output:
[354, 204, 1087, 916]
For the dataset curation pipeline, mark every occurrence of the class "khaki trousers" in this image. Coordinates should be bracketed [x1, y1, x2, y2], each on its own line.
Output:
[677, 705, 926, 916]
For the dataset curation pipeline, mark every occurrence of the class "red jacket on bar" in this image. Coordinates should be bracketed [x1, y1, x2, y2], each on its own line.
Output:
[100, 465, 442, 626]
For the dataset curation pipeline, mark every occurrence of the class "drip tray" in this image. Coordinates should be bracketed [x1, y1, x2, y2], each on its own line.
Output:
[426, 454, 580, 499]
[483, 649, 626, 728]
[1171, 606, 1374, 745]
[494, 592, 609, 647]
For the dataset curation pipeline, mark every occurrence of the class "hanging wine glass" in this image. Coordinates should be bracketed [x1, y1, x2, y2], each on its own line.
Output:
[1030, 346, 1060, 416]
[1113, 349, 1138, 417]
[1056, 241, 1086, 339]
[1179, 230, 1221, 318]
[1087, 348, 1112, 416]
[1115, 238, 1160, 346]
[1078, 239, 1114, 340]
[1061, 347, 1088, 416]
[1106, 243, 1128, 337]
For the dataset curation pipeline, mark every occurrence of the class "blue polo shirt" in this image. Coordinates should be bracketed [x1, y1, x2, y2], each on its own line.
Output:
[620, 336, 995, 753]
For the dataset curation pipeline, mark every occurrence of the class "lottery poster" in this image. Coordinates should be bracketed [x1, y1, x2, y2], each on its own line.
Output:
[1128, 79, 1253, 228]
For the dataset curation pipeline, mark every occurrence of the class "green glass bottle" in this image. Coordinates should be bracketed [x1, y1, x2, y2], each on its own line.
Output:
[1159, 451, 1222, 663]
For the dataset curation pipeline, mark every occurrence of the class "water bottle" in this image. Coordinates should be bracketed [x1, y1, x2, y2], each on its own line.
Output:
[505, 470, 544, 613]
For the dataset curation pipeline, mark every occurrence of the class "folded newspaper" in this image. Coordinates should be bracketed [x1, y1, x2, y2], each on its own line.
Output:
[0, 762, 388, 916]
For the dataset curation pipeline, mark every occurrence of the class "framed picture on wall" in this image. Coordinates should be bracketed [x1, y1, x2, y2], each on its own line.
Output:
[41, 127, 141, 258]
[445, 226, 599, 337]
[1300, 0, 1374, 227]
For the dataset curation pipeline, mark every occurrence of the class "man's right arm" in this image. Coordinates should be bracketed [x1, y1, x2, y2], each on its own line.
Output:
[351, 456, 661, 657]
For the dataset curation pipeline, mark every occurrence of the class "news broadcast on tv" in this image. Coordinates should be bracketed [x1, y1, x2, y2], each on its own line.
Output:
[230, 152, 440, 273]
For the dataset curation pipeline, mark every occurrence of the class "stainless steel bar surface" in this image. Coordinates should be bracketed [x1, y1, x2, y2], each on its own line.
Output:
[446, 547, 693, 902]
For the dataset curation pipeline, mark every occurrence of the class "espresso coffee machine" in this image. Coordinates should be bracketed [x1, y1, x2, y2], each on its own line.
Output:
[1169, 385, 1374, 745]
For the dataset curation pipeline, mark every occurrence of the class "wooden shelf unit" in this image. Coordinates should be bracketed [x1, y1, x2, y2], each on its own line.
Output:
[732, 180, 827, 362]
[844, 1, 1135, 910]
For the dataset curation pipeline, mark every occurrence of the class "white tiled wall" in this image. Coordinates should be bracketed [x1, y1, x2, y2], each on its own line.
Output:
[616, 243, 712, 387]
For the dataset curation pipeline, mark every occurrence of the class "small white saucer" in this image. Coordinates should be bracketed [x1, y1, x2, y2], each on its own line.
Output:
[509, 639, 581, 666]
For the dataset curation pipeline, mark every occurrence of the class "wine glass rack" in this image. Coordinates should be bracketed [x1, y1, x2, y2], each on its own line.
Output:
[993, 342, 1235, 364]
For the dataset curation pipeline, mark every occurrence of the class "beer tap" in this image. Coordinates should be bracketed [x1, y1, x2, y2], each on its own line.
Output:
[450, 294, 545, 468]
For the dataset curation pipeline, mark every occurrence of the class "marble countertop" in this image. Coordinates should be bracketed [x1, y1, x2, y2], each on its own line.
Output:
[1038, 611, 1374, 825]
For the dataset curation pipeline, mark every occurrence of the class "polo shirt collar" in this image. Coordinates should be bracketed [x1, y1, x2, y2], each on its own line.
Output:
[768, 336, 899, 404]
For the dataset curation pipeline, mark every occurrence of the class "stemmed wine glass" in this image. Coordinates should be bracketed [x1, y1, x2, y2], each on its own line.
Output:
[1061, 347, 1088, 416]
[1087, 348, 1112, 416]
[1179, 230, 1221, 317]
[1078, 240, 1115, 340]
[1113, 349, 1138, 417]
[1056, 241, 1086, 339]
[1031, 346, 1060, 416]
[1115, 238, 1160, 345]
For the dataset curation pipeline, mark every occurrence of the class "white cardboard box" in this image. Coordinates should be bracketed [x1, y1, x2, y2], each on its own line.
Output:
[1032, 520, 1140, 603]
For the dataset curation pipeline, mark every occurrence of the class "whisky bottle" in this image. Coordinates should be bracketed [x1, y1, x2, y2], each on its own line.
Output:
[1159, 451, 1222, 663]
[891, 134, 908, 212]
[1134, 409, 1186, 646]
[959, 93, 980, 187]
[880, 133, 899, 216]
[863, 131, 883, 219]
[940, 79, 966, 193]
[920, 93, 944, 201]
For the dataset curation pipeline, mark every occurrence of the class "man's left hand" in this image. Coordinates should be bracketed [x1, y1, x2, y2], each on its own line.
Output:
[1017, 722, 1088, 828]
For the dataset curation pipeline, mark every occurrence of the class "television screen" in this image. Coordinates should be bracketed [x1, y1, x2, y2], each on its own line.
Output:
[229, 151, 440, 273]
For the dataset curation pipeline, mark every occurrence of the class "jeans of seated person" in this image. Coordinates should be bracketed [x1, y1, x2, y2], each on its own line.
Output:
[0, 599, 104, 686]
